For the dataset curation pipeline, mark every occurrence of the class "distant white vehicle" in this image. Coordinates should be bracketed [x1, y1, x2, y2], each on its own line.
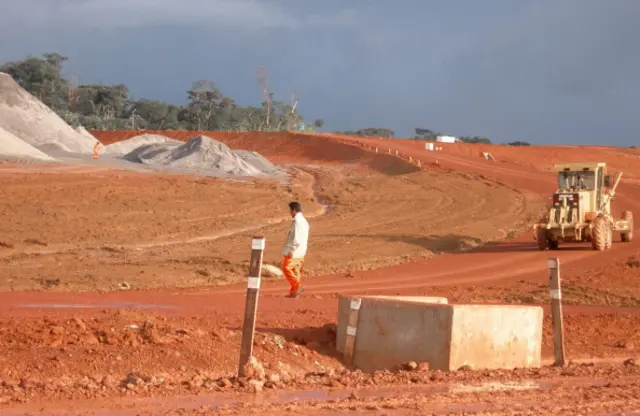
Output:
[436, 135, 459, 143]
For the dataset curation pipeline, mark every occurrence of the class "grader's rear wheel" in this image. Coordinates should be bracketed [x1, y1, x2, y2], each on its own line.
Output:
[621, 211, 634, 242]
[591, 216, 611, 251]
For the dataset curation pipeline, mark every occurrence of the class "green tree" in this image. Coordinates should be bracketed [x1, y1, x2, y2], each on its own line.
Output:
[0, 52, 325, 133]
[414, 127, 438, 140]
[459, 136, 492, 144]
[183, 80, 224, 130]
[130, 99, 183, 130]
[0, 53, 69, 111]
[337, 128, 394, 138]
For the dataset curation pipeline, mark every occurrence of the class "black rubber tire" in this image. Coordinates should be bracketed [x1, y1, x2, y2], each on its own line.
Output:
[536, 228, 548, 250]
[591, 216, 609, 251]
[621, 211, 633, 243]
[605, 224, 613, 249]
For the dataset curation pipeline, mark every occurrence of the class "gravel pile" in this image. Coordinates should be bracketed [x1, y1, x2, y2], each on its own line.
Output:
[103, 134, 182, 157]
[122, 135, 279, 177]
[0, 72, 97, 155]
[0, 126, 55, 161]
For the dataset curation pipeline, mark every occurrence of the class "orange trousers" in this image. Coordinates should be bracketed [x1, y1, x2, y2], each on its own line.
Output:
[281, 255, 304, 295]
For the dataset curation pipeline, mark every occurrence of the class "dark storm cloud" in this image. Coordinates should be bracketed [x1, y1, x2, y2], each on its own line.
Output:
[1, 0, 639, 145]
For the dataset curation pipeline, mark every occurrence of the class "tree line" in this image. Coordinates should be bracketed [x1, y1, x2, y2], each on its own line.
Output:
[1, 52, 530, 145]
[0, 53, 325, 132]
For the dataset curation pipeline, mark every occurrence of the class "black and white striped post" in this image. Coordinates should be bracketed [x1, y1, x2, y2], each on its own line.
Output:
[548, 257, 566, 367]
[238, 235, 265, 377]
[343, 297, 362, 366]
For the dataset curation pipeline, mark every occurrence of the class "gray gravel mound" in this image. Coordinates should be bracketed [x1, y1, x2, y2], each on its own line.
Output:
[104, 134, 182, 157]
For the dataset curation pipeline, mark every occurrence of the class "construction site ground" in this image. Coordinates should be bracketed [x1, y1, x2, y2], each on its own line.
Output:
[0, 132, 639, 415]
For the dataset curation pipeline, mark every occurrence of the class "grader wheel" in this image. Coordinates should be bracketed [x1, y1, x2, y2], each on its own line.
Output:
[536, 228, 559, 250]
[536, 228, 548, 250]
[621, 210, 634, 242]
[591, 216, 611, 251]
[605, 225, 613, 249]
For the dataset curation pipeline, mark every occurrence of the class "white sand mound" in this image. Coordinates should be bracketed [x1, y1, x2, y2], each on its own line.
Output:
[75, 126, 97, 140]
[104, 134, 182, 157]
[234, 149, 282, 175]
[0, 126, 55, 161]
[123, 135, 266, 176]
[0, 72, 96, 154]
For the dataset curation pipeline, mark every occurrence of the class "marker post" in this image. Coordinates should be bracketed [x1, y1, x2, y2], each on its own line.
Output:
[548, 257, 566, 367]
[238, 236, 265, 376]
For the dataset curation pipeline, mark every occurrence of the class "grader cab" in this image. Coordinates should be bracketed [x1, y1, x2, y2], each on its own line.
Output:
[534, 162, 633, 251]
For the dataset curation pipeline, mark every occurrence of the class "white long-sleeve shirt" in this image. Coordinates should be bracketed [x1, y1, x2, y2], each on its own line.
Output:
[282, 212, 309, 258]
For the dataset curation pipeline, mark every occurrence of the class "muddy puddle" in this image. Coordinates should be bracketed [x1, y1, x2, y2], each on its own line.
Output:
[4, 377, 632, 415]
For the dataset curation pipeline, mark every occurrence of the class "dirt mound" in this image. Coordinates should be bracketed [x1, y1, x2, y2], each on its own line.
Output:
[103, 133, 182, 157]
[0, 72, 96, 154]
[0, 126, 54, 161]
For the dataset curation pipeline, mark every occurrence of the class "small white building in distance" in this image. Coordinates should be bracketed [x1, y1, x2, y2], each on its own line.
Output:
[436, 135, 459, 143]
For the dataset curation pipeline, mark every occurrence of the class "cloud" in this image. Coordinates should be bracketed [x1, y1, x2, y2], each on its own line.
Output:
[2, 0, 355, 32]
[2, 1, 639, 145]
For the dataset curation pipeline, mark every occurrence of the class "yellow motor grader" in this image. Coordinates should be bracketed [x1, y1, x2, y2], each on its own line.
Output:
[533, 162, 633, 251]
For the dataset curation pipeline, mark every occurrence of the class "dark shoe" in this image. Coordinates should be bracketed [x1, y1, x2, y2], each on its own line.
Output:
[286, 286, 304, 298]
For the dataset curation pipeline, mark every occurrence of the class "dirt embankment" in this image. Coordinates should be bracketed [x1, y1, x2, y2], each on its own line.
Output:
[91, 130, 422, 176]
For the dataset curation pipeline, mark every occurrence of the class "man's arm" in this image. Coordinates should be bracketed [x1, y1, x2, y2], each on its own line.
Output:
[282, 220, 297, 256]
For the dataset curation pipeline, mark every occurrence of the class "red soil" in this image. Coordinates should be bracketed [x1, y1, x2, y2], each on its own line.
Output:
[0, 130, 637, 413]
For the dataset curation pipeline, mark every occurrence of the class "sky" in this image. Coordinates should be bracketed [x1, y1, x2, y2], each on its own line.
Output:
[1, 0, 639, 145]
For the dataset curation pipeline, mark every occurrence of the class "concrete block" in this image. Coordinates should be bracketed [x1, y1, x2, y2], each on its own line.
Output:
[336, 295, 448, 355]
[336, 296, 542, 372]
[448, 305, 542, 370]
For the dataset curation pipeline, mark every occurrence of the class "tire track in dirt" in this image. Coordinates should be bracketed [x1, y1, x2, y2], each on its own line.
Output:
[0, 167, 329, 259]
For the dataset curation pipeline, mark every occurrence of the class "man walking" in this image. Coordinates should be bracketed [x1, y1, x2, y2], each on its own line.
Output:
[281, 201, 309, 298]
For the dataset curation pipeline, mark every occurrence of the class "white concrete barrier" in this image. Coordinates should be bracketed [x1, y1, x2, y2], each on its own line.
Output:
[336, 296, 542, 372]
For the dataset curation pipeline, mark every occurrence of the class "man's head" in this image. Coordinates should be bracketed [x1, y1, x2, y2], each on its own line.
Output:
[288, 201, 301, 217]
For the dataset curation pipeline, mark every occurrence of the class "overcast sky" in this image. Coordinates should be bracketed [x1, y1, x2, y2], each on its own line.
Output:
[2, 0, 639, 145]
